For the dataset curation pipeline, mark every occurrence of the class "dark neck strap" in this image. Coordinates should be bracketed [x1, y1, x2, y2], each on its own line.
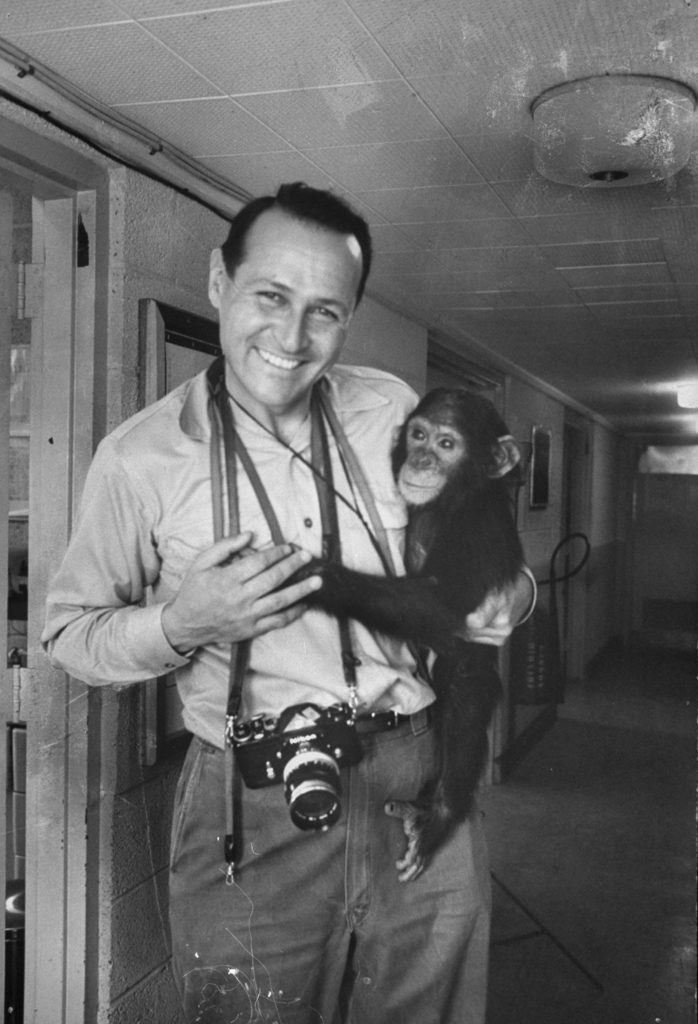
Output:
[206, 358, 359, 733]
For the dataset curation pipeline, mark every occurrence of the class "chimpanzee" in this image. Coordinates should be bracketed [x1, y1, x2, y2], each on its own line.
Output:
[302, 387, 525, 878]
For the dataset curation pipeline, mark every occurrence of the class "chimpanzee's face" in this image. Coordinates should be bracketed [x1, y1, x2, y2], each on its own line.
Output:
[397, 415, 467, 506]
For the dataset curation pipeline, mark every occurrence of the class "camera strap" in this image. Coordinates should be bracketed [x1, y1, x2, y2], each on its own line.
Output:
[207, 357, 361, 878]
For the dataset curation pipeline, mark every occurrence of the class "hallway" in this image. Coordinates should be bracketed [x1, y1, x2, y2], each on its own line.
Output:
[482, 646, 696, 1024]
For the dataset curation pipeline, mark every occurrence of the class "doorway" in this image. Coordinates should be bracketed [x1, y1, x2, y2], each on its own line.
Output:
[1, 126, 101, 1022]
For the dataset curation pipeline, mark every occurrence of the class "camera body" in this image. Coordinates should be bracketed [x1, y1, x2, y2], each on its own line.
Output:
[232, 702, 362, 831]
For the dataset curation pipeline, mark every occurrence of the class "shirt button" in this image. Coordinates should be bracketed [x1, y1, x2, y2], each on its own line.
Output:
[303, 517, 313, 528]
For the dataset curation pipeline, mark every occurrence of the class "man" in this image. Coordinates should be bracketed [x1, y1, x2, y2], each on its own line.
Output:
[43, 183, 532, 1023]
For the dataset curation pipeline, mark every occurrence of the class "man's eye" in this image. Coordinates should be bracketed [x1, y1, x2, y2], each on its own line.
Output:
[309, 305, 339, 322]
[258, 291, 283, 306]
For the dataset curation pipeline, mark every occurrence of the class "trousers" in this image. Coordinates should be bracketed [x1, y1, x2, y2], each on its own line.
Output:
[169, 713, 491, 1024]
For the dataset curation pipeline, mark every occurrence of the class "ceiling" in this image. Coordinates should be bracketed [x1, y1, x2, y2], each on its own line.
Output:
[1, 0, 697, 445]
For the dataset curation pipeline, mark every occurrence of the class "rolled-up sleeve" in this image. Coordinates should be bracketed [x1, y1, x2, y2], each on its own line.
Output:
[42, 438, 190, 685]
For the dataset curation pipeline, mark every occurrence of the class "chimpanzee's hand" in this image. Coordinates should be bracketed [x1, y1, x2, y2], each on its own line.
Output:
[384, 799, 426, 882]
[161, 533, 321, 653]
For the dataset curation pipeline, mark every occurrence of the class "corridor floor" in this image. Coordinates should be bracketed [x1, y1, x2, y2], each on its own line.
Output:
[481, 645, 696, 1024]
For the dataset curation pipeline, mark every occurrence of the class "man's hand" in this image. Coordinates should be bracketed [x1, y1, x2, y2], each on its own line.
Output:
[461, 569, 535, 647]
[161, 533, 321, 653]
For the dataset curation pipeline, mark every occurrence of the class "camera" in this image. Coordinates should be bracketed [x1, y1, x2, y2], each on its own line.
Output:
[232, 703, 362, 831]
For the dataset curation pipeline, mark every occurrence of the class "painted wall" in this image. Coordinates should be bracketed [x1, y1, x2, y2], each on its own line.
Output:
[505, 377, 567, 579]
[343, 294, 427, 395]
[630, 472, 698, 651]
[584, 421, 631, 665]
[491, 377, 631, 764]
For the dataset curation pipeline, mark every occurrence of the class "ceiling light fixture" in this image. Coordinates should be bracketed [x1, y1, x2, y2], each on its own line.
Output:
[531, 74, 697, 187]
[676, 382, 698, 408]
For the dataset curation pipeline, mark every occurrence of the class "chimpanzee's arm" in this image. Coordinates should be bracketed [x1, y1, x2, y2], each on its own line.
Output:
[296, 559, 460, 653]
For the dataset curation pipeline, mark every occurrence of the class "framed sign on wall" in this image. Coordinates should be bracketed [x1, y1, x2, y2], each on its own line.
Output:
[529, 425, 552, 509]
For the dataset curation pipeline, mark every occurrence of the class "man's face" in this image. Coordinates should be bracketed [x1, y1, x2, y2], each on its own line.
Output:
[208, 208, 363, 431]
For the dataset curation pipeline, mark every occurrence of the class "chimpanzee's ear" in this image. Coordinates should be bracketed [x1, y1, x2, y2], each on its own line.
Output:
[491, 435, 521, 478]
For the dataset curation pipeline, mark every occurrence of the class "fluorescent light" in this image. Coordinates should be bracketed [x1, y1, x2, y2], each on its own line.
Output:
[676, 382, 698, 408]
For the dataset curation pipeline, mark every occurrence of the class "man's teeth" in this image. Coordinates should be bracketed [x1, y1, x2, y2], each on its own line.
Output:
[259, 350, 301, 370]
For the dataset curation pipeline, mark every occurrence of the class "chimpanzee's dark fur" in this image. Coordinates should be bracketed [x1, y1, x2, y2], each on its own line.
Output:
[303, 387, 524, 863]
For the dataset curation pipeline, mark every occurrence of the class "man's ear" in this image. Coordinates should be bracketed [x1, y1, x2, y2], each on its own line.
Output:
[491, 435, 521, 478]
[208, 248, 226, 309]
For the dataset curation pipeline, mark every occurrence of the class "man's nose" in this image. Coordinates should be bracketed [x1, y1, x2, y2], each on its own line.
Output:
[275, 309, 307, 352]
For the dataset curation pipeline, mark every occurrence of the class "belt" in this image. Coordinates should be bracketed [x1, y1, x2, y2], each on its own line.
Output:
[354, 705, 433, 735]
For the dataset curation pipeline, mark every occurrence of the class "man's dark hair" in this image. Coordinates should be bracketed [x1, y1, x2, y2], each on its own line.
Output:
[220, 181, 372, 304]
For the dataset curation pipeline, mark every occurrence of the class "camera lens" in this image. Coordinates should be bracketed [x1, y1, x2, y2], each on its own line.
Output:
[283, 748, 342, 831]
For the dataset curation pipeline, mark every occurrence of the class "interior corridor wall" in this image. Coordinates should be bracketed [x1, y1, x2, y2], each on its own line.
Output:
[583, 421, 634, 666]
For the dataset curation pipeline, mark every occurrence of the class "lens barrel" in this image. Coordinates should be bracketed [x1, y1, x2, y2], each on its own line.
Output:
[283, 748, 342, 830]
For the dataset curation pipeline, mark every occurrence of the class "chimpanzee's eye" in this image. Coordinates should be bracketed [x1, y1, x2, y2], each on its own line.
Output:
[409, 426, 426, 441]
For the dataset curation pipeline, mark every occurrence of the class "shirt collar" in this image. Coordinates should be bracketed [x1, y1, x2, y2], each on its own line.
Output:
[178, 363, 392, 442]
[179, 369, 212, 441]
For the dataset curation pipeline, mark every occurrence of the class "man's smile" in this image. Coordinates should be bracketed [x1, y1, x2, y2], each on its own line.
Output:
[257, 348, 303, 371]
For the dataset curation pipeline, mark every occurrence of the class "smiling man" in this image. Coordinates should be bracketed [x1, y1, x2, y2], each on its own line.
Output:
[43, 183, 531, 1024]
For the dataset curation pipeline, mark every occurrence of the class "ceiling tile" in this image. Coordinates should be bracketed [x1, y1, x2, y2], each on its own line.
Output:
[654, 207, 698, 271]
[111, 98, 289, 155]
[147, 0, 396, 96]
[4, 22, 215, 104]
[572, 284, 678, 304]
[437, 245, 557, 279]
[300, 138, 482, 193]
[480, 289, 579, 310]
[558, 264, 672, 288]
[367, 224, 421, 254]
[356, 183, 510, 223]
[456, 132, 536, 182]
[236, 81, 449, 148]
[371, 250, 444, 276]
[0, 0, 126, 35]
[397, 217, 529, 250]
[590, 302, 683, 318]
[367, 270, 468, 297]
[115, 0, 284, 16]
[538, 239, 665, 268]
[519, 214, 665, 247]
[675, 284, 698, 312]
[412, 73, 532, 137]
[493, 177, 668, 219]
[197, 150, 338, 196]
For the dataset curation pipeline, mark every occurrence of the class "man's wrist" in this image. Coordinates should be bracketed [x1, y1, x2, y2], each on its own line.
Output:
[161, 602, 195, 658]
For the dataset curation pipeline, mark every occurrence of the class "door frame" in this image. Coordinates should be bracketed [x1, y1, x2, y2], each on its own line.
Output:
[1, 113, 107, 1023]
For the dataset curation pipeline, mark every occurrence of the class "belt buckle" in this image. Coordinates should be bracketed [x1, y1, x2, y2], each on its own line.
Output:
[384, 710, 402, 730]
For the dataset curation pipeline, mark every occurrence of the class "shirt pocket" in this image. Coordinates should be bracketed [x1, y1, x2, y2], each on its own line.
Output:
[339, 492, 408, 573]
[158, 534, 206, 590]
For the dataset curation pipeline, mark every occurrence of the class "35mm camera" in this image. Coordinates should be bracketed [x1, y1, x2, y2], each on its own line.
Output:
[232, 703, 362, 831]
